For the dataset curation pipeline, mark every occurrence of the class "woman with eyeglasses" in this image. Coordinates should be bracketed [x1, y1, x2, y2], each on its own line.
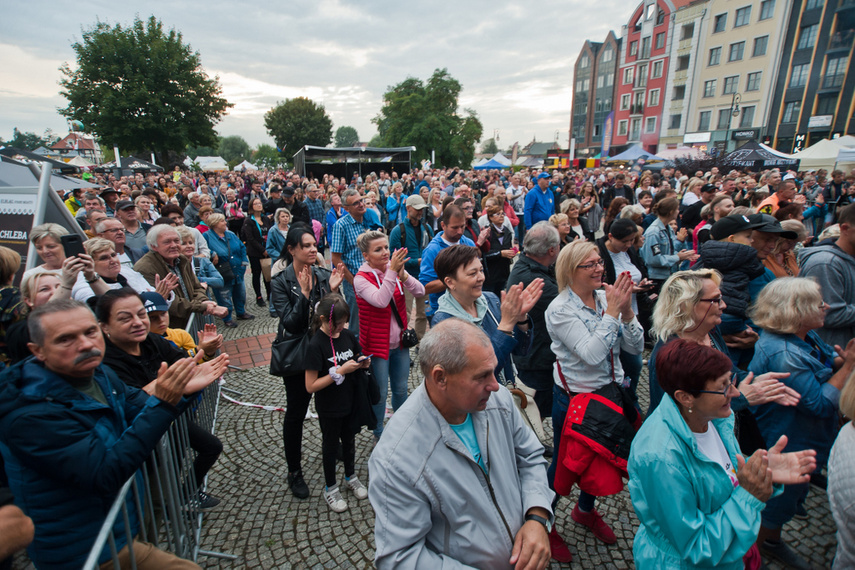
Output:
[748, 277, 855, 568]
[628, 339, 817, 570]
[544, 240, 643, 556]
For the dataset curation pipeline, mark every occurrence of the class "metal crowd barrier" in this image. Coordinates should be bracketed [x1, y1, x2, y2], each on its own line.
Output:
[82, 366, 236, 568]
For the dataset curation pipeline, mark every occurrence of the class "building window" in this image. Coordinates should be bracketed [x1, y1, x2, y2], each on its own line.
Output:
[729, 42, 745, 62]
[580, 55, 590, 68]
[746, 71, 762, 91]
[624, 67, 634, 84]
[631, 118, 642, 138]
[682, 23, 694, 40]
[655, 33, 665, 50]
[717, 109, 732, 130]
[646, 117, 657, 133]
[597, 75, 605, 88]
[699, 111, 711, 131]
[669, 114, 682, 129]
[594, 124, 601, 137]
[734, 6, 752, 27]
[782, 101, 801, 123]
[703, 79, 717, 97]
[805, 0, 822, 8]
[826, 56, 849, 82]
[637, 63, 648, 87]
[674, 85, 686, 100]
[641, 36, 651, 59]
[618, 119, 628, 136]
[657, 9, 666, 25]
[602, 47, 614, 62]
[753, 36, 769, 57]
[797, 24, 818, 50]
[709, 47, 722, 66]
[740, 106, 755, 128]
[621, 93, 631, 110]
[723, 75, 739, 95]
[759, 0, 776, 20]
[630, 41, 638, 56]
[606, 74, 614, 86]
[790, 64, 810, 88]
[714, 13, 727, 33]
[816, 94, 837, 116]
[652, 60, 664, 78]
[649, 89, 660, 107]
[677, 55, 690, 71]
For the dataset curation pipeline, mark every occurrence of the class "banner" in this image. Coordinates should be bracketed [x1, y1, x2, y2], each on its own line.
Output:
[602, 112, 615, 158]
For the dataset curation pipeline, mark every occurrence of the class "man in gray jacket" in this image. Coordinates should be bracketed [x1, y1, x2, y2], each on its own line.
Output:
[800, 203, 855, 347]
[368, 319, 554, 569]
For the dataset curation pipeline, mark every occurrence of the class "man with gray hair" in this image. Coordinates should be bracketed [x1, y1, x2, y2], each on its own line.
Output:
[134, 225, 228, 328]
[506, 222, 561, 420]
[369, 318, 554, 569]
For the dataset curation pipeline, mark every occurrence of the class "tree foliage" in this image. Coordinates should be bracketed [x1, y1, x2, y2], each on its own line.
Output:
[367, 133, 386, 148]
[186, 142, 219, 160]
[334, 126, 360, 147]
[59, 16, 232, 163]
[264, 97, 333, 159]
[253, 144, 287, 170]
[6, 128, 60, 150]
[480, 138, 499, 154]
[218, 135, 251, 163]
[373, 68, 483, 167]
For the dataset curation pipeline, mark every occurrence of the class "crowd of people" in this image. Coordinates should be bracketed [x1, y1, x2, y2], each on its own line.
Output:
[1, 160, 855, 569]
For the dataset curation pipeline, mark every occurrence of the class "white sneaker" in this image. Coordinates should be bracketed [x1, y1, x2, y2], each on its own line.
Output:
[323, 485, 348, 512]
[345, 476, 369, 500]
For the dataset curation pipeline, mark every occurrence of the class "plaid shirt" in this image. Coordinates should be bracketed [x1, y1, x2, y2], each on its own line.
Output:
[331, 213, 369, 274]
[304, 197, 325, 223]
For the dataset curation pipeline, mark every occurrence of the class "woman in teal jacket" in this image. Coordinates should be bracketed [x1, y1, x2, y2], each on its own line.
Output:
[628, 340, 816, 569]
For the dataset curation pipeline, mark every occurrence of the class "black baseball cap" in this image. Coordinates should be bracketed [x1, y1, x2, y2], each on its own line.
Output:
[748, 214, 798, 239]
[711, 214, 763, 240]
[115, 199, 135, 211]
[700, 183, 718, 194]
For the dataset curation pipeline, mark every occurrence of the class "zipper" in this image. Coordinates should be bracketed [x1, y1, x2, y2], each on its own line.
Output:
[483, 420, 515, 545]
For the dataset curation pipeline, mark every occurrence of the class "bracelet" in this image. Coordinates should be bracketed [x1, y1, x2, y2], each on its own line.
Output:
[61, 285, 73, 291]
[86, 275, 100, 284]
[516, 315, 529, 325]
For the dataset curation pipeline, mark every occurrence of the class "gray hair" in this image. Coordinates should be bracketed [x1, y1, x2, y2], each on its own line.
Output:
[146, 223, 179, 249]
[419, 318, 492, 378]
[29, 298, 92, 346]
[274, 208, 292, 224]
[30, 223, 68, 245]
[750, 277, 823, 335]
[523, 221, 560, 257]
[341, 188, 360, 205]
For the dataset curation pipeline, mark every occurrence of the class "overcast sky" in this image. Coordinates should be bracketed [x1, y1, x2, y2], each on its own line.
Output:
[1, 1, 633, 154]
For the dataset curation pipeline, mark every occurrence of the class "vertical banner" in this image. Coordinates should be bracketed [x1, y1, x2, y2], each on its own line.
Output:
[0, 193, 37, 285]
[602, 112, 615, 158]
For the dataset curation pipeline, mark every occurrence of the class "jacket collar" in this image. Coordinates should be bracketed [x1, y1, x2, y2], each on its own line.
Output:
[658, 393, 736, 462]
[5, 358, 115, 413]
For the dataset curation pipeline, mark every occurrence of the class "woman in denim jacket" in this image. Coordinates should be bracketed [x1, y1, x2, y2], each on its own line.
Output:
[640, 198, 696, 290]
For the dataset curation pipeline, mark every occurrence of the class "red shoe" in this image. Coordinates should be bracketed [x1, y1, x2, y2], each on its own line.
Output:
[548, 527, 573, 563]
[571, 503, 616, 544]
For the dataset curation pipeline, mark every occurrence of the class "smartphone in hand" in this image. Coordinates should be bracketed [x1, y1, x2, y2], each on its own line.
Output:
[60, 234, 86, 258]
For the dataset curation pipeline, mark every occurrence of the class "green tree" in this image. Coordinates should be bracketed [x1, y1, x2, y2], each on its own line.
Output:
[59, 16, 232, 165]
[253, 144, 286, 170]
[186, 142, 219, 160]
[8, 128, 60, 150]
[218, 135, 251, 163]
[264, 97, 333, 159]
[367, 133, 386, 147]
[480, 138, 499, 154]
[334, 126, 360, 147]
[373, 68, 483, 167]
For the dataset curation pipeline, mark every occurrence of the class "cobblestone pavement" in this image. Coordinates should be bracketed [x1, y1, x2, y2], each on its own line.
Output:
[11, 280, 840, 569]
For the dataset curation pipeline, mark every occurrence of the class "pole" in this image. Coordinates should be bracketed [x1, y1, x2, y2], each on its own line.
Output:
[569, 138, 576, 163]
[113, 145, 121, 178]
[25, 162, 54, 271]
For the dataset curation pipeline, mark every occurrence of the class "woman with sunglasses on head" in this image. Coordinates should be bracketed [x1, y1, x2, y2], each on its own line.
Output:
[544, 240, 644, 560]
[629, 340, 816, 570]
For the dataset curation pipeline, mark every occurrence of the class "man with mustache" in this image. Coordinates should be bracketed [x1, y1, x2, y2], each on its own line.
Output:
[0, 299, 220, 569]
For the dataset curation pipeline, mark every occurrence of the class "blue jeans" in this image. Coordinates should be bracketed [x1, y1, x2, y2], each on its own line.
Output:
[341, 280, 359, 338]
[619, 350, 643, 407]
[371, 347, 411, 437]
[212, 269, 246, 321]
[547, 384, 598, 511]
[761, 482, 810, 529]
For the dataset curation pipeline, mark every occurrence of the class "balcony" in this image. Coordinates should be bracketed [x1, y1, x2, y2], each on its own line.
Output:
[629, 130, 642, 142]
[630, 103, 645, 115]
[634, 76, 648, 89]
[820, 73, 846, 90]
[828, 30, 854, 51]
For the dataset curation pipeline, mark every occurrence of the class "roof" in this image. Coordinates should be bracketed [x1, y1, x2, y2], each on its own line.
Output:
[52, 133, 97, 151]
[521, 141, 559, 156]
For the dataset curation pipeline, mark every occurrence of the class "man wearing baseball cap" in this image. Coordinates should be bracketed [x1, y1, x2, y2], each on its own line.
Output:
[115, 199, 151, 251]
[99, 187, 120, 217]
[681, 183, 718, 232]
[389, 195, 434, 339]
[524, 172, 556, 230]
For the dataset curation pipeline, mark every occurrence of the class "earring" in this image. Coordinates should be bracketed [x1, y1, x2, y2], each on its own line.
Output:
[688, 406, 693, 414]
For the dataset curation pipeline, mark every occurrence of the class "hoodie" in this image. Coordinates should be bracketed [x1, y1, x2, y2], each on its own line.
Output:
[697, 240, 765, 319]
[799, 244, 855, 348]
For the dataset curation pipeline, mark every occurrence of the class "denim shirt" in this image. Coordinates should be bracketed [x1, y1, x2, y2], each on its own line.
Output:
[545, 287, 644, 393]
[749, 330, 840, 464]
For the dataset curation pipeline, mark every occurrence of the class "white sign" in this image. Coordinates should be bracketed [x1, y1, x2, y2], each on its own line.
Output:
[684, 132, 712, 143]
[808, 115, 833, 128]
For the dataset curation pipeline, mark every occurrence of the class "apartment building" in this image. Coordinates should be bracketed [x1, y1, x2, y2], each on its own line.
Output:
[570, 32, 622, 157]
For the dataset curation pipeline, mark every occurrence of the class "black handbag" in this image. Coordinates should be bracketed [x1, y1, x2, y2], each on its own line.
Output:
[214, 234, 235, 282]
[270, 287, 315, 376]
[390, 297, 419, 348]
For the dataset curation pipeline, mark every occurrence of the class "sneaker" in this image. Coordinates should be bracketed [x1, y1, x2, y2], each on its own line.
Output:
[571, 503, 616, 544]
[323, 485, 348, 512]
[345, 476, 368, 500]
[256, 297, 266, 307]
[760, 540, 812, 570]
[236, 313, 255, 320]
[197, 490, 221, 511]
[793, 502, 808, 520]
[287, 470, 310, 499]
[223, 320, 238, 328]
[548, 527, 573, 563]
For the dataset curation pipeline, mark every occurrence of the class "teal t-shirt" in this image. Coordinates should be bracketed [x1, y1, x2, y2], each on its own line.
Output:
[450, 414, 486, 474]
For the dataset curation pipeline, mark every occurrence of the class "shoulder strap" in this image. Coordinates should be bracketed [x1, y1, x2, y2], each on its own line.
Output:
[398, 222, 407, 250]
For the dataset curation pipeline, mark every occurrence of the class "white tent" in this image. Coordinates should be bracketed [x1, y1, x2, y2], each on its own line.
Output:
[837, 148, 855, 171]
[194, 156, 229, 171]
[67, 155, 94, 167]
[656, 146, 707, 160]
[792, 139, 849, 171]
[472, 157, 488, 167]
[833, 135, 855, 148]
[491, 152, 512, 166]
[235, 160, 258, 171]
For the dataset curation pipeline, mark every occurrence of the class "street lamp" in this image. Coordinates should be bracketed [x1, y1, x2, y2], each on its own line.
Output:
[726, 92, 741, 152]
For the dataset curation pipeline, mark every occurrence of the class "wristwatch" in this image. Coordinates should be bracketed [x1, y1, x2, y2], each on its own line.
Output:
[524, 513, 552, 533]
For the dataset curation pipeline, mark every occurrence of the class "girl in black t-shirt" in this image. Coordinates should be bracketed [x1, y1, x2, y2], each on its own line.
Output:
[304, 294, 371, 513]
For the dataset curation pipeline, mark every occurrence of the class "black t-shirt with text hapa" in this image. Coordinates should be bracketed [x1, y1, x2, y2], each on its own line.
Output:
[304, 328, 362, 418]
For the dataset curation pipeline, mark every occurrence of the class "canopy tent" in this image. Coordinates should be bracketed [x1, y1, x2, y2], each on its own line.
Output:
[656, 146, 708, 160]
[722, 140, 799, 171]
[604, 144, 665, 163]
[473, 157, 510, 170]
[789, 138, 850, 172]
[0, 156, 99, 192]
[515, 156, 543, 167]
[472, 157, 488, 167]
[490, 152, 512, 166]
[293, 145, 415, 179]
[66, 155, 94, 167]
[0, 146, 80, 174]
[833, 135, 855, 148]
[234, 160, 258, 171]
[758, 143, 794, 159]
[94, 156, 164, 174]
[836, 148, 855, 171]
[194, 156, 229, 171]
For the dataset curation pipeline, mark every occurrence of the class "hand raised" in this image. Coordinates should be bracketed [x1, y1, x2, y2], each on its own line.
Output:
[736, 450, 773, 502]
[767, 435, 817, 485]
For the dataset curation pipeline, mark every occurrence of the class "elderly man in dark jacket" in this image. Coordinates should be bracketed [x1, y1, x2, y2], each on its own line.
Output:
[506, 222, 561, 420]
[0, 299, 214, 569]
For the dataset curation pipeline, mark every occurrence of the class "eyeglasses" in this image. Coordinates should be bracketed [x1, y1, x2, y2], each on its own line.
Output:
[578, 259, 605, 270]
[696, 380, 735, 397]
[699, 296, 724, 306]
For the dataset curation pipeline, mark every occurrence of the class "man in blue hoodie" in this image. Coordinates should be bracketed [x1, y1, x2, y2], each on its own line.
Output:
[524, 173, 555, 230]
[419, 205, 476, 318]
